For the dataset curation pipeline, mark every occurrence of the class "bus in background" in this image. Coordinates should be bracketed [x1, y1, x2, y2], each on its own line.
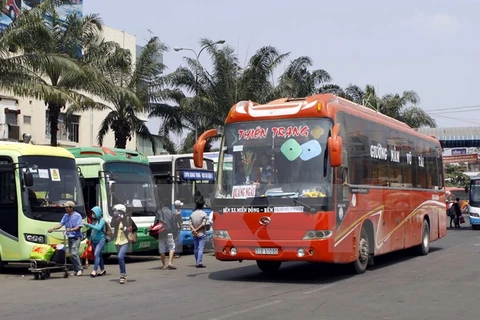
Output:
[67, 147, 158, 256]
[204, 151, 233, 195]
[467, 177, 480, 230]
[445, 186, 469, 212]
[193, 94, 446, 274]
[148, 154, 215, 251]
[0, 142, 86, 272]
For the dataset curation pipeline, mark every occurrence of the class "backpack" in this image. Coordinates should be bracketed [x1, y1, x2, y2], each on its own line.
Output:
[104, 219, 113, 242]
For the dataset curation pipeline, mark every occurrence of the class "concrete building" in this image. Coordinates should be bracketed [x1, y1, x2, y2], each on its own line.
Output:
[0, 22, 164, 154]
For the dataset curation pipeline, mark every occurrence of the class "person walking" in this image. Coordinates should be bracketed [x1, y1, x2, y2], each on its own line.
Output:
[156, 200, 177, 270]
[84, 206, 107, 277]
[48, 200, 84, 276]
[110, 204, 137, 284]
[453, 197, 463, 228]
[190, 196, 208, 268]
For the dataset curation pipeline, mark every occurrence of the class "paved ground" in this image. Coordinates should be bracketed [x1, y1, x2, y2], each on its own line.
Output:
[1, 224, 479, 320]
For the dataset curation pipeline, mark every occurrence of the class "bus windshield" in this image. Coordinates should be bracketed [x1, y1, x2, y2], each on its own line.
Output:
[22, 156, 85, 222]
[470, 179, 480, 207]
[216, 119, 333, 203]
[175, 158, 215, 208]
[104, 162, 157, 216]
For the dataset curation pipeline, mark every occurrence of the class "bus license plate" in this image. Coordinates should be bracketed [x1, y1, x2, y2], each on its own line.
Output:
[139, 242, 150, 249]
[255, 248, 278, 255]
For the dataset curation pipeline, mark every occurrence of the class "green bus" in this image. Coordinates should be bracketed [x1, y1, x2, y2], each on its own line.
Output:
[0, 142, 87, 272]
[67, 146, 158, 256]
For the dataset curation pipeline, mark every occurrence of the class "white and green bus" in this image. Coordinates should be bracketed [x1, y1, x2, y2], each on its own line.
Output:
[68, 147, 158, 256]
[0, 142, 86, 272]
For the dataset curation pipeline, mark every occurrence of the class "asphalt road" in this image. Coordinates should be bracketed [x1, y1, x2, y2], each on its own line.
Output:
[1, 224, 479, 320]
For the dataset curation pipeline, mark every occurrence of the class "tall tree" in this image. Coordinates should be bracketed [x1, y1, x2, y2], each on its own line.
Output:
[237, 46, 289, 103]
[276, 56, 331, 98]
[89, 36, 172, 151]
[168, 38, 240, 152]
[344, 84, 436, 128]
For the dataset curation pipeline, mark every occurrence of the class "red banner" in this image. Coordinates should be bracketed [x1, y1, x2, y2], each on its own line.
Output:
[443, 154, 478, 164]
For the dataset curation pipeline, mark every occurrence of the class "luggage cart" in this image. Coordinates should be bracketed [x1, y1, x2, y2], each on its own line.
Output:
[29, 230, 70, 280]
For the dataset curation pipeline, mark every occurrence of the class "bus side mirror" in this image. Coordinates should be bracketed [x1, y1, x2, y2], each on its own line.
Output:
[194, 129, 219, 168]
[328, 124, 342, 167]
[465, 186, 469, 193]
[77, 167, 85, 188]
[23, 169, 34, 187]
[108, 180, 116, 194]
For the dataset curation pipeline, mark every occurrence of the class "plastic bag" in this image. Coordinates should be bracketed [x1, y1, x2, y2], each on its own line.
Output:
[81, 240, 94, 260]
[30, 244, 55, 261]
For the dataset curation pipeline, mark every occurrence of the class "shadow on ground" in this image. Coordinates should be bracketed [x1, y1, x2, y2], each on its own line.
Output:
[208, 246, 443, 285]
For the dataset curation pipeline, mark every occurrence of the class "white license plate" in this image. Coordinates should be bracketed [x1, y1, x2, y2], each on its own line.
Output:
[139, 242, 150, 249]
[255, 248, 278, 255]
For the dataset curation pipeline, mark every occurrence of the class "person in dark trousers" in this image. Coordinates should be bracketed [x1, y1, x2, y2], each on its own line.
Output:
[48, 201, 84, 276]
[452, 197, 463, 228]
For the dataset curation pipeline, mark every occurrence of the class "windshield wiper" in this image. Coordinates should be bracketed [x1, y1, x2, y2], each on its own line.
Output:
[33, 212, 54, 219]
[292, 199, 317, 213]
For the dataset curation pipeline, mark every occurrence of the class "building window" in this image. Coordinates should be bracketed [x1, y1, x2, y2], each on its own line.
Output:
[45, 111, 80, 143]
[5, 110, 18, 125]
[23, 115, 31, 125]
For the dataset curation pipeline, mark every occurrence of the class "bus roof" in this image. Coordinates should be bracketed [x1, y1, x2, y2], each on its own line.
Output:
[67, 146, 148, 164]
[225, 93, 439, 145]
[0, 142, 75, 158]
[148, 153, 214, 163]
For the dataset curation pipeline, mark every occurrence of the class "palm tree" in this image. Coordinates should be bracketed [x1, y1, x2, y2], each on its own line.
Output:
[168, 38, 240, 152]
[237, 46, 289, 103]
[343, 84, 436, 128]
[276, 56, 331, 98]
[91, 36, 172, 151]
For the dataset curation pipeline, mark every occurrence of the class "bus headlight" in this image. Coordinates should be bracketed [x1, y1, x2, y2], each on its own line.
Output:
[470, 212, 480, 217]
[302, 230, 333, 240]
[213, 230, 231, 239]
[181, 223, 191, 231]
[24, 234, 46, 244]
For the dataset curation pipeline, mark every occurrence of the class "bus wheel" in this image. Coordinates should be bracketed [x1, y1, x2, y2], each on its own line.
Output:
[256, 260, 282, 273]
[351, 228, 369, 274]
[416, 219, 430, 256]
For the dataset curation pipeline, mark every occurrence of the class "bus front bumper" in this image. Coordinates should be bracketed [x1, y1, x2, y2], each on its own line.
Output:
[213, 239, 345, 263]
[469, 216, 480, 225]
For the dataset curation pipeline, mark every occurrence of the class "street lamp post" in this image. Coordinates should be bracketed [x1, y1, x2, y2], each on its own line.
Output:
[174, 40, 225, 141]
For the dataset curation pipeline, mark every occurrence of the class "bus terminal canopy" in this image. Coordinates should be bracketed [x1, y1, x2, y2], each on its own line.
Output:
[416, 127, 480, 148]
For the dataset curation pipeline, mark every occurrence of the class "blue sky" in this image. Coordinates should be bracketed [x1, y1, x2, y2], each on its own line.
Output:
[84, 0, 480, 135]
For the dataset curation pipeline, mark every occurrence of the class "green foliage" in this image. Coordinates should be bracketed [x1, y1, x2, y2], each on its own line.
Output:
[445, 164, 470, 187]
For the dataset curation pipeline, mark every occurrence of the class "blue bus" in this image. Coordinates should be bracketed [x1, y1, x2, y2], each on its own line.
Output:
[148, 154, 214, 251]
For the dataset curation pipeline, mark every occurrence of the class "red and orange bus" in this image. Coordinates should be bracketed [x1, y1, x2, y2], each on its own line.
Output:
[193, 94, 446, 274]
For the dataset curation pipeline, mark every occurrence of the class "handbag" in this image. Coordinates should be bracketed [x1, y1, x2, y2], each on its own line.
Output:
[460, 216, 465, 224]
[127, 231, 138, 243]
[104, 220, 113, 242]
[149, 221, 166, 238]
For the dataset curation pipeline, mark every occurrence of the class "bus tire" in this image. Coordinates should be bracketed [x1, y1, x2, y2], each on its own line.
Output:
[256, 260, 282, 273]
[351, 227, 369, 274]
[416, 219, 430, 256]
